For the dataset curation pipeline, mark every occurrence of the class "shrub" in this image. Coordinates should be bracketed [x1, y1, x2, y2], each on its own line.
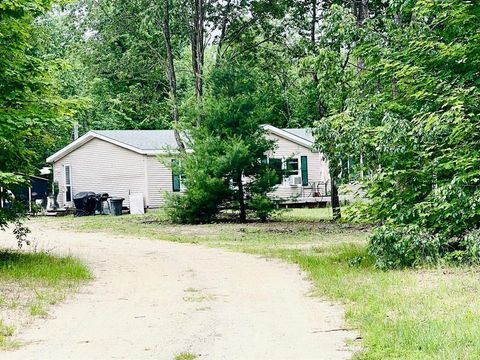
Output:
[164, 193, 194, 224]
[247, 194, 277, 222]
[455, 229, 480, 265]
[368, 225, 444, 269]
[164, 175, 228, 224]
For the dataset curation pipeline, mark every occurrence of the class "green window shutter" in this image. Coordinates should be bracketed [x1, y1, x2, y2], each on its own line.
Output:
[301, 156, 308, 186]
[172, 159, 181, 192]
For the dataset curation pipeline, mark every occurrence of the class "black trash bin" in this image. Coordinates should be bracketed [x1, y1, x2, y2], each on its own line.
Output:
[73, 192, 97, 216]
[110, 197, 124, 216]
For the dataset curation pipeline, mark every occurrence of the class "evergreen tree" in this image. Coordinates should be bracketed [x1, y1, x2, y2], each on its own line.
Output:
[166, 61, 277, 223]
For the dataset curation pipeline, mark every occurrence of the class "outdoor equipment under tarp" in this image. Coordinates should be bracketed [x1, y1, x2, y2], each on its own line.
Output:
[73, 192, 96, 216]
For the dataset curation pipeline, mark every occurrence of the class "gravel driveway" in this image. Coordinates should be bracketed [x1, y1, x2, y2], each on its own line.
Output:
[1, 221, 354, 360]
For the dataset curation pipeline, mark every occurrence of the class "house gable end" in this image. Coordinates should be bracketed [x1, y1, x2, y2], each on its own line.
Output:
[262, 125, 317, 152]
[47, 132, 154, 163]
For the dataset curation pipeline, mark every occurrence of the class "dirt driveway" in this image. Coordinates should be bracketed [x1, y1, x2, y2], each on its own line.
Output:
[1, 221, 354, 360]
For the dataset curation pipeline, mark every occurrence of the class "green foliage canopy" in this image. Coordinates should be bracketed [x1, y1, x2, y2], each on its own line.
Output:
[349, 0, 480, 266]
[0, 0, 74, 227]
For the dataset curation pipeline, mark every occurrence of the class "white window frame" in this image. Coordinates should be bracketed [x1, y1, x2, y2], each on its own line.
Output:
[268, 156, 300, 187]
[64, 164, 73, 205]
[284, 157, 300, 176]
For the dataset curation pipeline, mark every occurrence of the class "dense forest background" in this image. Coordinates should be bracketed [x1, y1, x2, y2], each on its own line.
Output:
[1, 0, 479, 266]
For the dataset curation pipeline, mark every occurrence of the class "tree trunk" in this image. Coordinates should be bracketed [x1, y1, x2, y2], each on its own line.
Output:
[353, 0, 368, 72]
[310, 0, 317, 51]
[190, 0, 205, 121]
[353, 0, 368, 26]
[215, 0, 232, 66]
[330, 168, 341, 221]
[237, 173, 246, 223]
[311, 0, 318, 84]
[311, 0, 322, 115]
[162, 0, 184, 150]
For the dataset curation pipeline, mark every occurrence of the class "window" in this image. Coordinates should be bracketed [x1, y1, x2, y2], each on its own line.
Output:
[285, 158, 299, 177]
[268, 157, 301, 185]
[267, 157, 302, 185]
[64, 165, 72, 203]
[269, 158, 283, 185]
[172, 159, 181, 192]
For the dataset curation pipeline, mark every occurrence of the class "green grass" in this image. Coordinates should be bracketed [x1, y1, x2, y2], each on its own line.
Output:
[0, 250, 91, 349]
[174, 352, 197, 360]
[273, 207, 333, 221]
[0, 321, 14, 338]
[0, 251, 91, 284]
[49, 209, 480, 359]
[28, 303, 48, 317]
[264, 245, 480, 359]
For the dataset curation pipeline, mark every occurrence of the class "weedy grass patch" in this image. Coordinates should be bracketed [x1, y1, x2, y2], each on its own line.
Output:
[174, 352, 198, 360]
[0, 250, 91, 349]
[0, 320, 14, 346]
[0, 251, 91, 284]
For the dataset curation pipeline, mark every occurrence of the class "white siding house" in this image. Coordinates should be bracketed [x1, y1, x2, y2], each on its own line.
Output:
[262, 126, 330, 204]
[47, 130, 181, 209]
[46, 126, 330, 209]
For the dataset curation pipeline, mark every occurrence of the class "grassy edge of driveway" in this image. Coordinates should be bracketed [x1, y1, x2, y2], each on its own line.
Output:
[54, 209, 480, 359]
[0, 250, 91, 349]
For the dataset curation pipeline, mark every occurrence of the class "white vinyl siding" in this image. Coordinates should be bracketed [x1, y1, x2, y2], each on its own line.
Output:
[146, 155, 173, 208]
[54, 138, 147, 208]
[265, 133, 329, 200]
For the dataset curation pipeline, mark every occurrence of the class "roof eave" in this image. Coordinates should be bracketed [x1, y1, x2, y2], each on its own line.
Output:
[46, 131, 188, 163]
[46, 131, 148, 163]
[262, 125, 317, 151]
[144, 148, 193, 156]
[47, 126, 311, 163]
[46, 132, 94, 163]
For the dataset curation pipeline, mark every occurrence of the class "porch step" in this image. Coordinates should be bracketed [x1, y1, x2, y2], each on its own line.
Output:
[46, 208, 73, 216]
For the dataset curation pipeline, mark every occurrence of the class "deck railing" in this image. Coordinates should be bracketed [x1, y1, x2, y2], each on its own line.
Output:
[300, 181, 330, 198]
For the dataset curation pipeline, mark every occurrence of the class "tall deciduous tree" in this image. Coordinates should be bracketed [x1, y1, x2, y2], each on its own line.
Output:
[50, 0, 180, 132]
[189, 0, 205, 109]
[161, 0, 185, 150]
[356, 0, 480, 237]
[298, 5, 359, 220]
[0, 0, 74, 227]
